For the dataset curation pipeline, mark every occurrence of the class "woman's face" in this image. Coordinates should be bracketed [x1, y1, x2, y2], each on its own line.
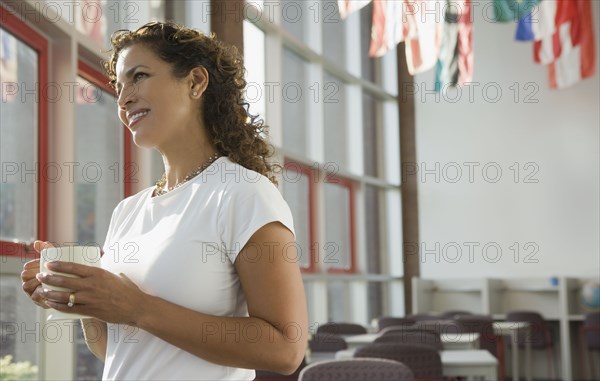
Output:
[115, 44, 198, 148]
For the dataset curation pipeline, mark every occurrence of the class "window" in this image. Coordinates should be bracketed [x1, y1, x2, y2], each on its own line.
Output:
[323, 176, 355, 272]
[281, 163, 314, 271]
[74, 62, 125, 380]
[0, 7, 49, 377]
[246, 0, 402, 325]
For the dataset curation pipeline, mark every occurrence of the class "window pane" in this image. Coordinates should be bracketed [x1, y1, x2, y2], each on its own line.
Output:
[322, 0, 345, 65]
[362, 92, 379, 177]
[74, 76, 122, 246]
[365, 185, 381, 273]
[367, 282, 384, 321]
[282, 166, 311, 269]
[281, 0, 304, 42]
[327, 281, 348, 321]
[74, 75, 122, 380]
[359, 3, 381, 83]
[243, 21, 266, 123]
[282, 48, 307, 156]
[323, 72, 347, 170]
[323, 181, 352, 270]
[0, 274, 39, 377]
[0, 29, 37, 241]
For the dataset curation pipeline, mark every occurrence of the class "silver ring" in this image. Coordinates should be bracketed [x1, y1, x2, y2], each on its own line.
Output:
[67, 292, 75, 308]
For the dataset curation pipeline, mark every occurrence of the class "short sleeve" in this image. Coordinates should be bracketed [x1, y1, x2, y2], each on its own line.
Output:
[219, 175, 295, 264]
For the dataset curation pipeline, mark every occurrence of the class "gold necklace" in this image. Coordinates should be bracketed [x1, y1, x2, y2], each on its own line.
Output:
[154, 153, 221, 197]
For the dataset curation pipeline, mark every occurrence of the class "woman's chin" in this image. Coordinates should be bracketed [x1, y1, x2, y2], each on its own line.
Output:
[131, 131, 155, 148]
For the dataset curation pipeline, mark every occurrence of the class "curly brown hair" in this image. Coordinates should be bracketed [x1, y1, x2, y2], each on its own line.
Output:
[103, 21, 278, 184]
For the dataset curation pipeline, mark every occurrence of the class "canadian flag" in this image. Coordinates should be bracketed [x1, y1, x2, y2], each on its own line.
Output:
[530, 0, 595, 89]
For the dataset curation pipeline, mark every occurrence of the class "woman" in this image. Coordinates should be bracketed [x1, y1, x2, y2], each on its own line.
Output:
[21, 21, 307, 380]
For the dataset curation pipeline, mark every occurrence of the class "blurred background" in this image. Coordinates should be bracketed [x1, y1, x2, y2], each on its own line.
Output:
[0, 1, 598, 380]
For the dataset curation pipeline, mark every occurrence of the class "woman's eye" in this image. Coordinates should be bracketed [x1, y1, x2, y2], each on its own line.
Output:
[133, 72, 147, 82]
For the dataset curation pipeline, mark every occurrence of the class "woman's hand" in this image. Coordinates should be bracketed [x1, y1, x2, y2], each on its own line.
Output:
[36, 261, 148, 326]
[21, 240, 54, 309]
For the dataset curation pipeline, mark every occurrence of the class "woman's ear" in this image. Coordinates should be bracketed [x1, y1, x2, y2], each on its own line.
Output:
[190, 66, 209, 99]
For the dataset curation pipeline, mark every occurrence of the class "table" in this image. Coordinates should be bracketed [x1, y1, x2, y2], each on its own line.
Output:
[333, 349, 497, 380]
[441, 349, 498, 380]
[342, 332, 480, 350]
[493, 321, 532, 381]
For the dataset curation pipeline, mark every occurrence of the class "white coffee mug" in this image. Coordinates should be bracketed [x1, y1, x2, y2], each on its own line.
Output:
[40, 245, 101, 320]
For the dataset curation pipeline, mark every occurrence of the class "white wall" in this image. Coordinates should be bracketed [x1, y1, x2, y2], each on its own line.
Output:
[414, 2, 600, 279]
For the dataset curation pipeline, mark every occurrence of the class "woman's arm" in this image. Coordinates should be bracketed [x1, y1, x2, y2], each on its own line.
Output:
[135, 221, 307, 374]
[39, 222, 308, 374]
[80, 318, 107, 362]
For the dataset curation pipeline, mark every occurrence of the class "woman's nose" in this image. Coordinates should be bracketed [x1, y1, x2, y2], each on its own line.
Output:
[117, 83, 136, 107]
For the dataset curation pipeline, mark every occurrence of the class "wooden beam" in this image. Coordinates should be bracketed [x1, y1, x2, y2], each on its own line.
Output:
[210, 0, 244, 54]
[397, 42, 420, 314]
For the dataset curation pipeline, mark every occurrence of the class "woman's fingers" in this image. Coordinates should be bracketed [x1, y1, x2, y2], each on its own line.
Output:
[22, 277, 41, 295]
[30, 285, 50, 309]
[33, 240, 54, 253]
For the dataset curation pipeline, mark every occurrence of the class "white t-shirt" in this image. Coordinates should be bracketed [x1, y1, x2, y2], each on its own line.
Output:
[100, 157, 295, 380]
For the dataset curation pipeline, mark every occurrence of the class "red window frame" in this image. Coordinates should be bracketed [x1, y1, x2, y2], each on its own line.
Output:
[283, 160, 316, 273]
[324, 174, 356, 274]
[0, 5, 48, 260]
[78, 60, 133, 197]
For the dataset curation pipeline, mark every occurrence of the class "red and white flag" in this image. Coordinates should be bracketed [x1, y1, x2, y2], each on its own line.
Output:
[369, 0, 406, 57]
[337, 0, 372, 20]
[404, 0, 444, 74]
[532, 0, 578, 64]
[548, 0, 595, 89]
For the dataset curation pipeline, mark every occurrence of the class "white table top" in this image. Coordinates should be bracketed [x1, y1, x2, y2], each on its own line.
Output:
[343, 332, 480, 347]
[440, 349, 497, 365]
[492, 321, 530, 332]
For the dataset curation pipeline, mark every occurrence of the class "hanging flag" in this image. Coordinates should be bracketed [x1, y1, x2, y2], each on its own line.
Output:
[515, 10, 535, 41]
[337, 0, 372, 20]
[548, 0, 596, 89]
[532, 0, 578, 64]
[435, 0, 472, 90]
[491, 0, 540, 23]
[369, 0, 406, 57]
[404, 0, 445, 75]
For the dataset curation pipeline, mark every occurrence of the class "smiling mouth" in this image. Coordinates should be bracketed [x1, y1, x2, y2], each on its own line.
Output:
[128, 110, 149, 128]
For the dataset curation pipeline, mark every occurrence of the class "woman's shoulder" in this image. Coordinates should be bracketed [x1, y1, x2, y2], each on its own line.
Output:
[112, 186, 154, 215]
[213, 157, 278, 195]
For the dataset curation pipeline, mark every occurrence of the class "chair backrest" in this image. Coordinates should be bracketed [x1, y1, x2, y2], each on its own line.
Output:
[374, 330, 443, 351]
[505, 310, 553, 349]
[407, 313, 440, 321]
[317, 322, 367, 335]
[309, 333, 348, 352]
[299, 358, 414, 381]
[583, 312, 600, 350]
[255, 358, 306, 381]
[354, 342, 443, 379]
[455, 314, 501, 356]
[414, 319, 461, 335]
[377, 316, 416, 331]
[439, 310, 473, 319]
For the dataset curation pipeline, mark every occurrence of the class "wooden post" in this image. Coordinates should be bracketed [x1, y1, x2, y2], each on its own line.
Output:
[397, 42, 420, 314]
[210, 0, 244, 53]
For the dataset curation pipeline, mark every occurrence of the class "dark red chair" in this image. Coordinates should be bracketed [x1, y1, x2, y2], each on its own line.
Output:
[317, 322, 368, 335]
[580, 312, 600, 380]
[354, 342, 443, 380]
[505, 311, 555, 380]
[374, 330, 443, 351]
[376, 316, 416, 331]
[299, 358, 414, 381]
